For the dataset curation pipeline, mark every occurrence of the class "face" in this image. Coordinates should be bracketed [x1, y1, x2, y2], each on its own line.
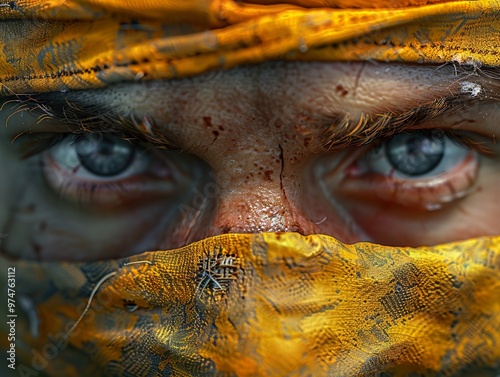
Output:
[1, 61, 499, 261]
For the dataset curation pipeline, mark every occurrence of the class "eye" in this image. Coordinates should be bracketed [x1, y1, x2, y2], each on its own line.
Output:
[316, 128, 493, 247]
[360, 130, 469, 179]
[41, 134, 173, 206]
[328, 130, 480, 212]
[49, 134, 150, 180]
[72, 134, 137, 177]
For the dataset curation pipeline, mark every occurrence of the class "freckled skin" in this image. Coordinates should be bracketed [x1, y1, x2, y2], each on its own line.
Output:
[82, 62, 462, 234]
[1, 61, 499, 260]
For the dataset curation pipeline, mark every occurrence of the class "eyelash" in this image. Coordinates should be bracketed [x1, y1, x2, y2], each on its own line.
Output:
[41, 150, 146, 206]
[18, 128, 494, 157]
[365, 129, 494, 157]
[27, 133, 173, 206]
[18, 132, 139, 159]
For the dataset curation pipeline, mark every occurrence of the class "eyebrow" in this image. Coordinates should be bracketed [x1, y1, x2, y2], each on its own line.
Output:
[319, 94, 479, 150]
[15, 92, 178, 149]
[323, 64, 500, 149]
[10, 84, 491, 151]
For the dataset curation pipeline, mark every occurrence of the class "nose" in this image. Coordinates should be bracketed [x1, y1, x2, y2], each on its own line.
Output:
[193, 142, 318, 237]
[168, 107, 364, 244]
[206, 185, 319, 236]
[196, 146, 359, 243]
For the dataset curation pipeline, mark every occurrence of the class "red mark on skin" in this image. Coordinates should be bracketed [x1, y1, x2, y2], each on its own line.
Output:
[204, 117, 222, 143]
[203, 116, 213, 128]
[335, 84, 349, 97]
[263, 170, 274, 181]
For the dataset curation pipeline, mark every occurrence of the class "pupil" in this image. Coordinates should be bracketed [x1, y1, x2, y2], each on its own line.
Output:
[385, 131, 445, 176]
[75, 135, 136, 177]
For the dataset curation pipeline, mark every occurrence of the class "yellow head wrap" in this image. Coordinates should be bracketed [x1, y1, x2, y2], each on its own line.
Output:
[1, 1, 499, 376]
[0, 0, 499, 94]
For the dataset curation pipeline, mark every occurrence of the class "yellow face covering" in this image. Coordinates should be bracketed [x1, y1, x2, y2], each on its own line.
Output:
[1, 1, 500, 376]
[1, 234, 499, 376]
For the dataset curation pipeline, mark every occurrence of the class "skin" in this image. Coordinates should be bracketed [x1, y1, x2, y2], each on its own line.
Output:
[0, 61, 499, 261]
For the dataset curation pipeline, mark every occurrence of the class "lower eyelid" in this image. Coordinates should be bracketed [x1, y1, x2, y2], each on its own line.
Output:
[336, 152, 479, 211]
[42, 155, 176, 207]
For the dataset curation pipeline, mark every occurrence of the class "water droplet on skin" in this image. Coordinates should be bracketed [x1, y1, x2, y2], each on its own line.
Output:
[425, 202, 442, 211]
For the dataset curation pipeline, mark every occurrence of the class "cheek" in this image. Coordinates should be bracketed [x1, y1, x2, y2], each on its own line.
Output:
[1, 157, 211, 261]
[311, 150, 500, 247]
[6, 197, 209, 261]
[337, 185, 500, 248]
[5, 189, 159, 260]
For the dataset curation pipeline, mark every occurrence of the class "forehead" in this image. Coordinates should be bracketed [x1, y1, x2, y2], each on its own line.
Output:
[55, 62, 461, 151]
[74, 62, 459, 119]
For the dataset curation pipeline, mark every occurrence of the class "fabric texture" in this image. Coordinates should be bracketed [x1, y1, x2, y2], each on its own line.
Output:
[0, 0, 499, 95]
[1, 1, 500, 376]
[1, 233, 499, 376]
